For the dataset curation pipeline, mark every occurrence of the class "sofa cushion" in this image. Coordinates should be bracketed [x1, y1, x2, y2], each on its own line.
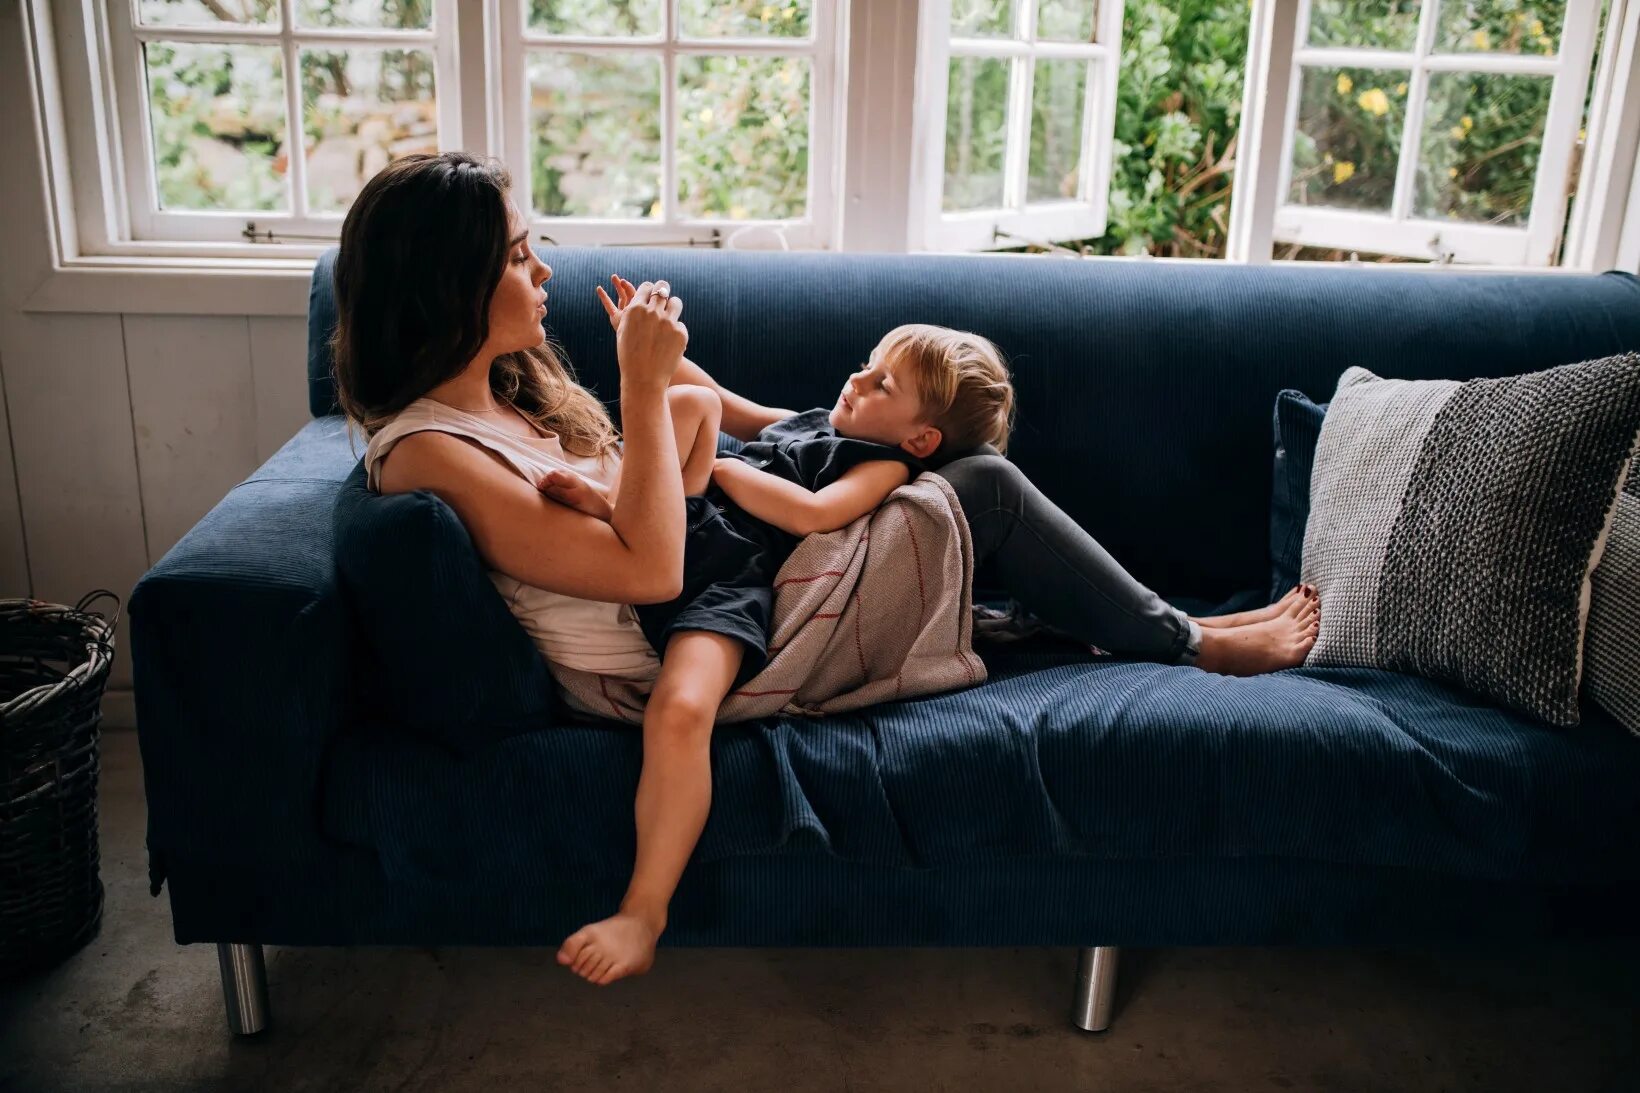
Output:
[1268, 389, 1328, 603]
[330, 460, 558, 755]
[320, 653, 1640, 888]
[1300, 355, 1640, 726]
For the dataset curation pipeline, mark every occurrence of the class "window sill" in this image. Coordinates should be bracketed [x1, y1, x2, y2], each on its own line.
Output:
[22, 256, 315, 316]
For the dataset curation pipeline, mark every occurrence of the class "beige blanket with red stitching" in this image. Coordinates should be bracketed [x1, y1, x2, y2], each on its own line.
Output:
[549, 472, 987, 724]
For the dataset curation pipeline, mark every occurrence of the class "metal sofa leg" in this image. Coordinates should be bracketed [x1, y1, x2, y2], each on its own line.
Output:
[1070, 946, 1119, 1032]
[217, 942, 270, 1036]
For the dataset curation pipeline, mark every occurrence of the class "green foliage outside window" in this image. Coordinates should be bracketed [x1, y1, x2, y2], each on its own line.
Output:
[143, 0, 1587, 261]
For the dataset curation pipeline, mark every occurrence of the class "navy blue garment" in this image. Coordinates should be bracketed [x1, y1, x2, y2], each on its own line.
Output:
[633, 408, 925, 685]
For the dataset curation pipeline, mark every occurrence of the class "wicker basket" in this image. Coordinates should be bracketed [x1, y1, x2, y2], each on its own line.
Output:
[0, 590, 120, 980]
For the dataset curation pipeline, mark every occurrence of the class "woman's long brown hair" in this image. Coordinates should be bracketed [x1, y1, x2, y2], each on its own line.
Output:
[330, 151, 617, 458]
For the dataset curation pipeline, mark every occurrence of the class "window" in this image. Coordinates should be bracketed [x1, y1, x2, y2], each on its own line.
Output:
[104, 0, 463, 247]
[498, 0, 842, 247]
[1269, 0, 1602, 264]
[911, 0, 1126, 250]
[22, 0, 1640, 285]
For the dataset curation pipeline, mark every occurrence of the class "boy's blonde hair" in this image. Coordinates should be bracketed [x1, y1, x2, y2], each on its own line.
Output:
[879, 323, 1015, 457]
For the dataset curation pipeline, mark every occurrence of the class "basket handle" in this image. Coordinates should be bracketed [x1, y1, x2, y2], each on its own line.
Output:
[74, 589, 123, 635]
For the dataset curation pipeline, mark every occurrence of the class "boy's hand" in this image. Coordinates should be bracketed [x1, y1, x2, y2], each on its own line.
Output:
[538, 468, 613, 522]
[595, 274, 641, 332]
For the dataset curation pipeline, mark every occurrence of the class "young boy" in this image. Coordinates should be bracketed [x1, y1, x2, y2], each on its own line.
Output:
[547, 275, 1012, 989]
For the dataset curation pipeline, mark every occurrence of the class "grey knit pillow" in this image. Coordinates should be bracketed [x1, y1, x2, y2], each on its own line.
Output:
[1585, 466, 1640, 735]
[1300, 353, 1640, 726]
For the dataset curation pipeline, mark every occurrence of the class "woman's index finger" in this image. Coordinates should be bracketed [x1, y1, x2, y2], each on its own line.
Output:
[594, 284, 619, 321]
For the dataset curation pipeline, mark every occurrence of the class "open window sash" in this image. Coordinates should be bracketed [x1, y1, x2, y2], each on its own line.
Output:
[1269, 0, 1603, 265]
[910, 0, 1126, 253]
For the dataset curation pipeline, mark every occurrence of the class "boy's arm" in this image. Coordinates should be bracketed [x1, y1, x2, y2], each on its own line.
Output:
[674, 356, 795, 441]
[711, 459, 913, 538]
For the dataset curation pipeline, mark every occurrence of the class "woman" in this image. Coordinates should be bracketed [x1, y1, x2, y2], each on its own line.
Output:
[332, 152, 1319, 989]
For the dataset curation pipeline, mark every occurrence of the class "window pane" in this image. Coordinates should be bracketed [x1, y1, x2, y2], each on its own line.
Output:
[528, 0, 660, 37]
[1036, 0, 1096, 43]
[945, 56, 1010, 210]
[1028, 59, 1087, 201]
[1414, 72, 1549, 225]
[137, 0, 277, 27]
[952, 0, 1013, 38]
[1306, 0, 1421, 51]
[144, 41, 287, 212]
[677, 55, 810, 219]
[1435, 1, 1566, 55]
[302, 49, 437, 214]
[528, 52, 661, 218]
[296, 0, 429, 30]
[1288, 66, 1409, 212]
[680, 0, 811, 39]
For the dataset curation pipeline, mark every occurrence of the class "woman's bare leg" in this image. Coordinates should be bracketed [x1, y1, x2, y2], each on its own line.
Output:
[605, 385, 722, 506]
[556, 630, 743, 987]
[667, 384, 722, 496]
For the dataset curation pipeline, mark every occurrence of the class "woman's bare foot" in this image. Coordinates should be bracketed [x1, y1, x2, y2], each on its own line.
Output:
[557, 908, 665, 986]
[1193, 584, 1316, 629]
[1192, 591, 1320, 676]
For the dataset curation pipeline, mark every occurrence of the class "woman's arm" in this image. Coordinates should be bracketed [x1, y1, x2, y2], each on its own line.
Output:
[378, 431, 679, 602]
[598, 275, 794, 441]
[380, 279, 688, 603]
[711, 458, 913, 538]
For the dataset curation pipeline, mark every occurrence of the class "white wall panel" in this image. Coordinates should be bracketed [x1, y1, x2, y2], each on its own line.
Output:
[249, 315, 314, 461]
[5, 312, 149, 694]
[124, 315, 259, 564]
[0, 348, 31, 597]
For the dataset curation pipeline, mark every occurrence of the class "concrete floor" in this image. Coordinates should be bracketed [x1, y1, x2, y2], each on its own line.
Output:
[1, 730, 1637, 1093]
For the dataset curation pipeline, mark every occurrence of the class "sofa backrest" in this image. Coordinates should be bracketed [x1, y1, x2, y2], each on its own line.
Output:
[307, 246, 1640, 600]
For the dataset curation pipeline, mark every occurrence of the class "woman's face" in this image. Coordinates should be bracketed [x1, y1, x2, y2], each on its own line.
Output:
[488, 204, 553, 355]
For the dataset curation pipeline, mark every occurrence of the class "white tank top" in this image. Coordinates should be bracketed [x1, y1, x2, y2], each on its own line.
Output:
[363, 397, 662, 681]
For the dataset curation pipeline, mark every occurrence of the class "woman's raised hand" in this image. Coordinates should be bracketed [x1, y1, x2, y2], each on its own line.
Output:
[611, 278, 687, 390]
[594, 274, 639, 331]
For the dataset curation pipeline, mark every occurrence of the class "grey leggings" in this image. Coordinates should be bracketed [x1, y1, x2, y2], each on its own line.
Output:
[931, 446, 1202, 666]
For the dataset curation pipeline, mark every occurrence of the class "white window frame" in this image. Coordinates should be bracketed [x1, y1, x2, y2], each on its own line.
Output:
[1565, 0, 1640, 270]
[1267, 0, 1602, 265]
[100, 0, 465, 249]
[18, 0, 1640, 322]
[496, 0, 843, 249]
[909, 0, 1124, 252]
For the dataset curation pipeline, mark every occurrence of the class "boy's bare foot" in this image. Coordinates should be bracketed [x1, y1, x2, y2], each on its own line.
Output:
[557, 909, 665, 986]
[1193, 584, 1316, 629]
[1192, 592, 1319, 676]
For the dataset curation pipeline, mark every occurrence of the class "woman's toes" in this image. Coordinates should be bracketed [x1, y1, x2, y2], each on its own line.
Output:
[558, 929, 590, 967]
[573, 943, 602, 978]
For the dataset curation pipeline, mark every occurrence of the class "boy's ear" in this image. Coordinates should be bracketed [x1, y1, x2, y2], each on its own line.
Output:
[902, 424, 943, 460]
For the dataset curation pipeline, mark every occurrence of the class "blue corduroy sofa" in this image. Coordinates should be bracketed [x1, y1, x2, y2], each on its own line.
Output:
[131, 247, 1640, 1038]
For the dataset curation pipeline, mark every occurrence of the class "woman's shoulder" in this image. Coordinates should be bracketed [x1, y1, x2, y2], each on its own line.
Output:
[367, 400, 507, 494]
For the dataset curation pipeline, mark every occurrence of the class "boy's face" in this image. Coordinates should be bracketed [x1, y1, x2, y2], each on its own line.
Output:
[828, 344, 938, 455]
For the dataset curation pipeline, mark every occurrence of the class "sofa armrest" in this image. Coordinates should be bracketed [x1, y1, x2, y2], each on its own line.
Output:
[131, 477, 356, 888]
